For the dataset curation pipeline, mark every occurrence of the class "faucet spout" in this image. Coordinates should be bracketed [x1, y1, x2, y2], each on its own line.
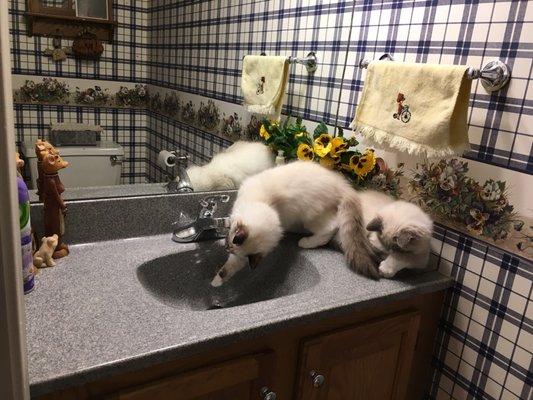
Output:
[171, 195, 230, 243]
[165, 153, 193, 193]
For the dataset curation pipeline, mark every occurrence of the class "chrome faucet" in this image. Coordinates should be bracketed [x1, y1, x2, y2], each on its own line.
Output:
[165, 153, 193, 193]
[172, 194, 230, 243]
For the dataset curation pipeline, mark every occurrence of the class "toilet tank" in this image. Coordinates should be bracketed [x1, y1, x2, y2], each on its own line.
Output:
[22, 141, 124, 189]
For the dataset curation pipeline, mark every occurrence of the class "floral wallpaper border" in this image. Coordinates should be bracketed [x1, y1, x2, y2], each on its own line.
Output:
[13, 77, 261, 142]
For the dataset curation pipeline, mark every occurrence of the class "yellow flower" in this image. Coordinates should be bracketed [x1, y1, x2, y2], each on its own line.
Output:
[330, 137, 348, 161]
[297, 143, 314, 161]
[259, 125, 270, 140]
[313, 134, 333, 158]
[349, 149, 377, 177]
[319, 156, 336, 169]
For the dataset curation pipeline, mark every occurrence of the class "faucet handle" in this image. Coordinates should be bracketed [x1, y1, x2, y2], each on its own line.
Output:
[199, 194, 230, 218]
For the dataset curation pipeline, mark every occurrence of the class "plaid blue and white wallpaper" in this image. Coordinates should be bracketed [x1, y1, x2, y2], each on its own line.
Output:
[430, 225, 532, 400]
[149, 0, 532, 175]
[9, 0, 150, 81]
[8, 1, 533, 399]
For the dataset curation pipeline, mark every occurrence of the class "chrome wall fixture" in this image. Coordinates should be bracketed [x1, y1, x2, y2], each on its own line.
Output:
[288, 52, 318, 73]
[358, 54, 511, 92]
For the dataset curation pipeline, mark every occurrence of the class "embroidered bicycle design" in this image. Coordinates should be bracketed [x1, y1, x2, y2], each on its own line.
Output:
[393, 92, 411, 123]
[256, 77, 265, 95]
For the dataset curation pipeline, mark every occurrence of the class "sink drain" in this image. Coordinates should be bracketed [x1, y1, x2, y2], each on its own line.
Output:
[206, 301, 224, 310]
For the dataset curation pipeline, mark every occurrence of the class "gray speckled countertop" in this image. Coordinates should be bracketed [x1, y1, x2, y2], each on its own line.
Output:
[29, 183, 169, 203]
[26, 232, 451, 397]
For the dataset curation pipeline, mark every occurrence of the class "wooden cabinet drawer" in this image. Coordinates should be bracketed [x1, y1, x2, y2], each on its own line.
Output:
[106, 352, 275, 400]
[295, 310, 420, 400]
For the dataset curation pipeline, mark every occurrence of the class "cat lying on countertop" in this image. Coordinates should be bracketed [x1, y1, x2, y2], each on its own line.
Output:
[210, 161, 433, 286]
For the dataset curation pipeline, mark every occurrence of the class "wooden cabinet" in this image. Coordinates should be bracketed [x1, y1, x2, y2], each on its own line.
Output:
[36, 291, 445, 400]
[106, 353, 275, 400]
[295, 311, 420, 400]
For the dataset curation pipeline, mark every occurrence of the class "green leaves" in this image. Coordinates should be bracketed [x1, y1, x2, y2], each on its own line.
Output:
[313, 122, 329, 139]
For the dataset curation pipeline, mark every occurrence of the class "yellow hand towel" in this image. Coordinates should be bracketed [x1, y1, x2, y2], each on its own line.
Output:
[241, 55, 289, 120]
[351, 61, 472, 158]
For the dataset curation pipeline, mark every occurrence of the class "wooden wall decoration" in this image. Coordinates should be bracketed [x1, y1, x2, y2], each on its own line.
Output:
[26, 0, 116, 42]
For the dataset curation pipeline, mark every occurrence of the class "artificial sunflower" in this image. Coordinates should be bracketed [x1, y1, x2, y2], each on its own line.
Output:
[349, 148, 377, 177]
[297, 143, 314, 161]
[259, 125, 270, 140]
[313, 134, 333, 158]
[330, 137, 348, 161]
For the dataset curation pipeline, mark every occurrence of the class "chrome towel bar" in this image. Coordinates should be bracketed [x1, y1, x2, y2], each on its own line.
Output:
[358, 54, 511, 92]
[243, 52, 318, 74]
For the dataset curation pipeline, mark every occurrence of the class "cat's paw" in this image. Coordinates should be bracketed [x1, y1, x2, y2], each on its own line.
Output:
[378, 260, 398, 278]
[211, 274, 224, 287]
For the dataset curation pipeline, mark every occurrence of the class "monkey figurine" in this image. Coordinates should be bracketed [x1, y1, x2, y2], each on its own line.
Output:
[34, 139, 59, 201]
[41, 152, 69, 259]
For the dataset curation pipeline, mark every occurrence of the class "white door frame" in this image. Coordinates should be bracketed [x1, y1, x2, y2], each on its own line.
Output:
[0, 0, 30, 398]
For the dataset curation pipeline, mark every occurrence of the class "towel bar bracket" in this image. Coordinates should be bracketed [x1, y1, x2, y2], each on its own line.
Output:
[288, 52, 318, 73]
[467, 60, 511, 92]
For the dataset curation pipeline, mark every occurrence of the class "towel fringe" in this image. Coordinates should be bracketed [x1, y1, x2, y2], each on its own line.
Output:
[244, 103, 278, 116]
[353, 123, 470, 158]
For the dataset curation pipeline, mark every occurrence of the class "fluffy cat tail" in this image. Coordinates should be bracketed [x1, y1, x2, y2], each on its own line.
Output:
[338, 190, 381, 280]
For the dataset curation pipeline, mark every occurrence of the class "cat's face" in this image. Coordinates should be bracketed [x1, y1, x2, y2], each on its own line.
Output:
[366, 200, 433, 254]
[226, 203, 283, 269]
[225, 221, 263, 268]
[366, 217, 420, 251]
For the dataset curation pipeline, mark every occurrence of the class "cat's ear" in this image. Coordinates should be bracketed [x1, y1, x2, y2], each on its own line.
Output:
[232, 223, 248, 245]
[396, 229, 418, 248]
[366, 217, 383, 232]
[248, 253, 263, 269]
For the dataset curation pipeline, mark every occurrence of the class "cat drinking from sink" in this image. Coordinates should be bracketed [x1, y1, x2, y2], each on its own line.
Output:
[210, 161, 432, 287]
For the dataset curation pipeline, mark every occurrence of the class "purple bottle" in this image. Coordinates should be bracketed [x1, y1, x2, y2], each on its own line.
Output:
[18, 176, 34, 294]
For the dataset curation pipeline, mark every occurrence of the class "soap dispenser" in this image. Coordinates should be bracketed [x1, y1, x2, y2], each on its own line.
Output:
[275, 150, 285, 166]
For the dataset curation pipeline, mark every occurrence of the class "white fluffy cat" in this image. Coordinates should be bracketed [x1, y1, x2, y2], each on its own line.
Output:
[183, 141, 275, 191]
[211, 161, 381, 287]
[359, 190, 433, 278]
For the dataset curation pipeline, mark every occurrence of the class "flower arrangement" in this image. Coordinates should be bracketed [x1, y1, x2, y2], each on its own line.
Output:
[149, 92, 162, 111]
[162, 92, 181, 117]
[18, 78, 69, 103]
[197, 100, 220, 130]
[115, 84, 148, 106]
[181, 101, 196, 123]
[409, 159, 521, 240]
[75, 85, 109, 105]
[221, 112, 243, 139]
[244, 115, 262, 141]
[260, 118, 403, 197]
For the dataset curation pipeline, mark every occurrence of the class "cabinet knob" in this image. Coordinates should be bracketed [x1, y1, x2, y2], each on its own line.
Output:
[309, 370, 325, 388]
[260, 386, 277, 400]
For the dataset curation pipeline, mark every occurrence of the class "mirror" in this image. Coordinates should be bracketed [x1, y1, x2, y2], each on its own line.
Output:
[14, 2, 345, 204]
[75, 0, 108, 20]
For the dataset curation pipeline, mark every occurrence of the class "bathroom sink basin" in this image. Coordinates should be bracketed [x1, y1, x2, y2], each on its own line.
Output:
[137, 235, 320, 311]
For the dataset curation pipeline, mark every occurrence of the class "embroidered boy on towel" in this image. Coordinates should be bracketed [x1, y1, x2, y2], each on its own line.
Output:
[351, 61, 472, 158]
[242, 55, 289, 120]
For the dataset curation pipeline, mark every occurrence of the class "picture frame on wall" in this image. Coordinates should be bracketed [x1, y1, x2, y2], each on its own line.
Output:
[75, 0, 108, 20]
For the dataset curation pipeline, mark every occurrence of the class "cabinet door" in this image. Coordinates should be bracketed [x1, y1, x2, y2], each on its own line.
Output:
[295, 311, 420, 400]
[107, 352, 276, 400]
